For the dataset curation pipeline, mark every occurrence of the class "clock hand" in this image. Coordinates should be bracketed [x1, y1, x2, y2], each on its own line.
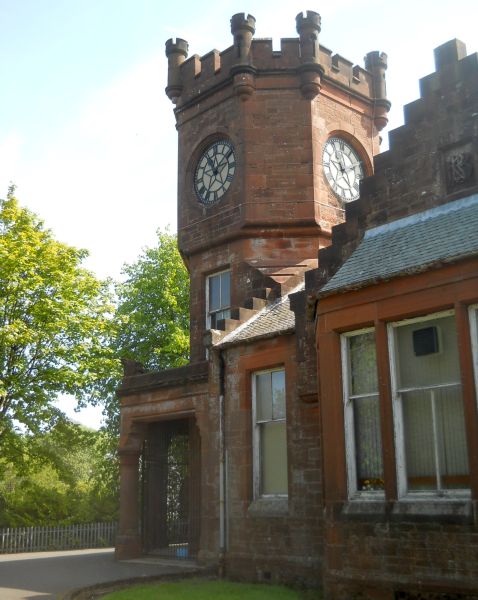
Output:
[204, 155, 220, 177]
[329, 159, 342, 170]
[342, 169, 352, 187]
[215, 149, 233, 172]
[337, 153, 347, 171]
[329, 152, 346, 173]
[343, 161, 362, 172]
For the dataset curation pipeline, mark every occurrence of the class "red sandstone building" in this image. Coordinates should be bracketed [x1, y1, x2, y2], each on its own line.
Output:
[116, 11, 478, 599]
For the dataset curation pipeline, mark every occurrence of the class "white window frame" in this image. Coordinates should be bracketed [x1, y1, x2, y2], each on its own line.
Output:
[388, 309, 469, 499]
[252, 367, 288, 499]
[206, 269, 231, 330]
[341, 328, 384, 499]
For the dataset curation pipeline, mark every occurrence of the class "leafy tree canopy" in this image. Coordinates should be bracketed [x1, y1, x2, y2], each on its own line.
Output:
[101, 229, 190, 435]
[0, 188, 116, 442]
[115, 229, 190, 372]
[0, 421, 118, 526]
[0, 189, 189, 525]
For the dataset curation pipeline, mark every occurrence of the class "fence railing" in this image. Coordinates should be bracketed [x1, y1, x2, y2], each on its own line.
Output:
[0, 521, 117, 554]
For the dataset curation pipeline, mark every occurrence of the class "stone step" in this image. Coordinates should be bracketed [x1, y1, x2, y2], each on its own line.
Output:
[230, 306, 258, 321]
[244, 296, 268, 310]
[215, 317, 239, 332]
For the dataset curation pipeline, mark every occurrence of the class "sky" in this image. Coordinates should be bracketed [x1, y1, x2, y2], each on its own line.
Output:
[1, 0, 476, 428]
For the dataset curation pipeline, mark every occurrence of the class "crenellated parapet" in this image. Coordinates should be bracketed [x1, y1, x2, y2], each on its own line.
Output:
[303, 38, 478, 316]
[364, 51, 391, 131]
[230, 13, 256, 65]
[230, 13, 257, 100]
[165, 11, 390, 112]
[296, 10, 323, 99]
[165, 37, 189, 104]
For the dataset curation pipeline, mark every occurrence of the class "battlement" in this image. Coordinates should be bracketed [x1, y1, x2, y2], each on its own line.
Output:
[165, 11, 389, 116]
[388, 39, 478, 145]
[305, 38, 478, 304]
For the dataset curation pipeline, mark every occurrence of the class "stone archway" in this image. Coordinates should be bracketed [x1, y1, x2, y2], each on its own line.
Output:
[141, 417, 201, 559]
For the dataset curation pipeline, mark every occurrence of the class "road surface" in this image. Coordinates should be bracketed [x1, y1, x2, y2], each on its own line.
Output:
[0, 548, 197, 599]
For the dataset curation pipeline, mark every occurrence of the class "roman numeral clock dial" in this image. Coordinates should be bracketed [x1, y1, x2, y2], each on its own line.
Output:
[194, 139, 236, 206]
[322, 137, 364, 202]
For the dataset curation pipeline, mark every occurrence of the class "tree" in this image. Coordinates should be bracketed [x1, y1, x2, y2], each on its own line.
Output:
[102, 229, 190, 434]
[0, 421, 119, 526]
[114, 229, 189, 371]
[0, 188, 116, 443]
[0, 190, 189, 524]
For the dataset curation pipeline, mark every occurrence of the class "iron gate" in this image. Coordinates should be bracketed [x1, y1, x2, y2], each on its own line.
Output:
[141, 418, 201, 559]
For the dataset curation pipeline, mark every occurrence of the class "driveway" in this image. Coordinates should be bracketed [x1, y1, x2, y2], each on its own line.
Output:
[0, 548, 199, 599]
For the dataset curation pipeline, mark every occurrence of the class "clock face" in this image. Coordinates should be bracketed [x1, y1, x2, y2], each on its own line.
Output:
[194, 139, 236, 206]
[322, 137, 364, 202]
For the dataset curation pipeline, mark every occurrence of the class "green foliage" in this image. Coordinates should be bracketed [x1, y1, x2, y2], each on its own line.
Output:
[101, 580, 306, 600]
[115, 229, 189, 371]
[0, 190, 189, 527]
[0, 189, 117, 441]
[102, 229, 190, 435]
[0, 421, 118, 526]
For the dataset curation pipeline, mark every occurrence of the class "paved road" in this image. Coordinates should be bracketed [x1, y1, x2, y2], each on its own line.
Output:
[0, 548, 198, 599]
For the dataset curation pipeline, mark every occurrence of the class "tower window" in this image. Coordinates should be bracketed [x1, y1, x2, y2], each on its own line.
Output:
[206, 270, 231, 329]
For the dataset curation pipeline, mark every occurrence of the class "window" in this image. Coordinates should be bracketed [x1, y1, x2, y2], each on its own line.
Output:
[342, 329, 384, 495]
[389, 311, 470, 496]
[252, 369, 288, 497]
[206, 270, 231, 329]
[470, 304, 478, 402]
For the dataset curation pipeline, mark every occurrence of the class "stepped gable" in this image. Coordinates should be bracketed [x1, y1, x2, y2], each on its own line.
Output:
[215, 283, 303, 348]
[304, 38, 478, 311]
[165, 11, 387, 109]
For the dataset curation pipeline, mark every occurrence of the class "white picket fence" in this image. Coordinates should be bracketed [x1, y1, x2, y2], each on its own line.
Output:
[0, 521, 117, 554]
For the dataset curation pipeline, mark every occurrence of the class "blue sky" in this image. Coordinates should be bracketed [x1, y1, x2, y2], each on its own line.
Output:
[1, 0, 476, 427]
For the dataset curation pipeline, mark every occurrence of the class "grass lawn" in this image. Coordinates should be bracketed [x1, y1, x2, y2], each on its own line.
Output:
[101, 579, 319, 599]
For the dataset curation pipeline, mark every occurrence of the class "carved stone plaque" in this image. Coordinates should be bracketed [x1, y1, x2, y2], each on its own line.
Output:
[443, 143, 476, 193]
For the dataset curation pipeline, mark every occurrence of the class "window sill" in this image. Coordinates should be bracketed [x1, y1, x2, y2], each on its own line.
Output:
[342, 496, 387, 517]
[391, 496, 473, 521]
[341, 496, 475, 524]
[248, 496, 289, 518]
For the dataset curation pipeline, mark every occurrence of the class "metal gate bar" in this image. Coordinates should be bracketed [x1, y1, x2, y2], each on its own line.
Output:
[142, 418, 200, 560]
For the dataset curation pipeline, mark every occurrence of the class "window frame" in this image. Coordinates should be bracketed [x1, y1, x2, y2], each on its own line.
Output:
[251, 367, 288, 499]
[470, 304, 478, 409]
[205, 269, 231, 330]
[387, 309, 470, 499]
[341, 327, 384, 499]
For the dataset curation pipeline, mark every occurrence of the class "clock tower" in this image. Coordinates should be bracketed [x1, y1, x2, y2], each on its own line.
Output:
[165, 11, 389, 360]
[116, 8, 392, 572]
[166, 11, 390, 362]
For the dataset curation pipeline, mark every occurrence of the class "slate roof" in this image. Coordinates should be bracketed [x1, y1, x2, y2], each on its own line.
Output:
[320, 194, 478, 296]
[216, 283, 302, 347]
